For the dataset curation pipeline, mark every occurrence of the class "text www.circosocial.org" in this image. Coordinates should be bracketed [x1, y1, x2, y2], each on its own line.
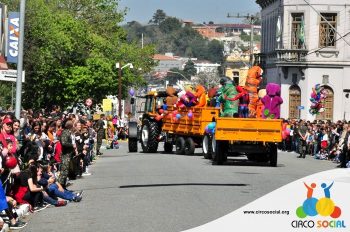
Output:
[243, 210, 290, 215]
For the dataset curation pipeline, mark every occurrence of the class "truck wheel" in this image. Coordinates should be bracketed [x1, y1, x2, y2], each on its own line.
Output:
[141, 119, 160, 153]
[202, 135, 212, 159]
[269, 143, 278, 167]
[164, 142, 173, 153]
[184, 137, 195, 155]
[175, 137, 186, 155]
[128, 138, 138, 153]
[212, 141, 228, 165]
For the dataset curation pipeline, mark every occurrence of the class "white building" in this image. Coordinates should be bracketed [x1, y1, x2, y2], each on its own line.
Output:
[256, 0, 350, 121]
[193, 60, 221, 74]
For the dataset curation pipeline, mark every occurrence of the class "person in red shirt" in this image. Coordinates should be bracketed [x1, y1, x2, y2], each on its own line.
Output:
[0, 118, 17, 155]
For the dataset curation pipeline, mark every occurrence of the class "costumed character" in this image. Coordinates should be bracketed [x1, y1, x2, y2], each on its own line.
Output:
[261, 83, 283, 119]
[176, 86, 197, 108]
[224, 86, 249, 118]
[207, 86, 218, 107]
[194, 85, 207, 107]
[218, 77, 238, 117]
[256, 89, 266, 118]
[166, 86, 178, 106]
[245, 65, 263, 117]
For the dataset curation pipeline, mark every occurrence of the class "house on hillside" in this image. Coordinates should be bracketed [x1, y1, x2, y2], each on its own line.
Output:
[256, 0, 350, 121]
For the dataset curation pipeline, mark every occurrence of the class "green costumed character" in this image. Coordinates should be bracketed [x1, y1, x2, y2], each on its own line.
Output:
[218, 77, 238, 117]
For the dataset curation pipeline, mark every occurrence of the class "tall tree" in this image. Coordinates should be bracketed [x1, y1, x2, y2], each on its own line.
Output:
[1, 0, 156, 109]
[183, 60, 197, 78]
[149, 9, 167, 25]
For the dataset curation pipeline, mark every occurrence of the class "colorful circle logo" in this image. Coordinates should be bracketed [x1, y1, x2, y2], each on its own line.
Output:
[296, 182, 341, 219]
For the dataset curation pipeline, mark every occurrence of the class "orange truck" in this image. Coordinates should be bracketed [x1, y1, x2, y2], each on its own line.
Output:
[128, 90, 282, 167]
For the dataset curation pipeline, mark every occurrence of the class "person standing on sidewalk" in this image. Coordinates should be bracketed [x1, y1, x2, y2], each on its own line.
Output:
[298, 121, 308, 158]
[337, 124, 349, 168]
[95, 115, 105, 156]
[58, 120, 75, 188]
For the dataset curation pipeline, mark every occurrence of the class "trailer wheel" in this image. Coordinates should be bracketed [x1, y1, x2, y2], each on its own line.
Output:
[212, 141, 228, 165]
[141, 119, 160, 153]
[269, 143, 278, 167]
[128, 122, 138, 153]
[164, 142, 173, 153]
[175, 137, 186, 155]
[128, 138, 138, 153]
[184, 137, 195, 155]
[202, 135, 212, 159]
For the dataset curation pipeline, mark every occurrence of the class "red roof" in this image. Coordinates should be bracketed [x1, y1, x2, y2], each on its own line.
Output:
[153, 54, 177, 61]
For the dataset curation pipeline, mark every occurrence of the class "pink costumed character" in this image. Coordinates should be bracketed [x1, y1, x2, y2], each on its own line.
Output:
[261, 83, 283, 119]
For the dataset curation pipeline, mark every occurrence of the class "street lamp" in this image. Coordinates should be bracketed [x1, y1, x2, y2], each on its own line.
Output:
[116, 62, 133, 118]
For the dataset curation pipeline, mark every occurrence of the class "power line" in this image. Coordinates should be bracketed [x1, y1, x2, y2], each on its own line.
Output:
[227, 13, 260, 66]
[302, 0, 350, 47]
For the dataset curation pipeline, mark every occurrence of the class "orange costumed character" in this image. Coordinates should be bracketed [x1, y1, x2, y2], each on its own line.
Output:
[245, 66, 263, 117]
[194, 85, 207, 107]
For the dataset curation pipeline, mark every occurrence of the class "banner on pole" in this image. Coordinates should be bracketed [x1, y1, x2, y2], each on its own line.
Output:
[7, 12, 20, 64]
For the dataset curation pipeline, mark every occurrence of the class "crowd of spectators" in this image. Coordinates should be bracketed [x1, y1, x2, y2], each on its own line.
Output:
[280, 119, 350, 168]
[0, 108, 125, 231]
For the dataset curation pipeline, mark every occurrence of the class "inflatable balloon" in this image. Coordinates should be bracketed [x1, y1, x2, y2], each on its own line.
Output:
[5, 155, 17, 169]
[176, 114, 181, 119]
[187, 110, 193, 119]
[309, 84, 327, 115]
[162, 104, 168, 110]
[159, 109, 164, 114]
[129, 89, 135, 97]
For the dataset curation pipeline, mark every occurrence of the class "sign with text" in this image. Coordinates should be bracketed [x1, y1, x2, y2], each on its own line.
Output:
[0, 69, 25, 82]
[7, 12, 20, 64]
[102, 98, 112, 112]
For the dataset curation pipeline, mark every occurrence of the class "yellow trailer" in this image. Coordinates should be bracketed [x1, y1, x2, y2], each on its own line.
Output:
[212, 118, 282, 166]
[162, 106, 219, 156]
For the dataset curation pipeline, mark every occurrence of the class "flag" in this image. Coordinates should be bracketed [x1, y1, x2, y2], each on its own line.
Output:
[276, 16, 282, 43]
[298, 17, 305, 47]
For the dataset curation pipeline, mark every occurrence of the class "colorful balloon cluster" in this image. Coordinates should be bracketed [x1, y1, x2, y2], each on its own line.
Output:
[309, 84, 327, 115]
[282, 122, 291, 139]
[205, 122, 216, 134]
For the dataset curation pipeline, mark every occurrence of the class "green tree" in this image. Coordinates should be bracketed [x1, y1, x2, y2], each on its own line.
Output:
[159, 17, 182, 33]
[149, 9, 167, 25]
[183, 60, 197, 78]
[2, 0, 156, 109]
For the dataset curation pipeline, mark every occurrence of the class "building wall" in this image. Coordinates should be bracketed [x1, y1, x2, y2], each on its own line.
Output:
[260, 0, 350, 121]
[154, 60, 183, 72]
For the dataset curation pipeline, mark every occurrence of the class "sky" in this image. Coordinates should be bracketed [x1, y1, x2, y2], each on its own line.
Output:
[119, 0, 261, 25]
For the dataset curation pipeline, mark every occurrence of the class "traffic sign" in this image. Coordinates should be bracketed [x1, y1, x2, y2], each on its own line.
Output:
[0, 69, 25, 82]
[297, 106, 305, 110]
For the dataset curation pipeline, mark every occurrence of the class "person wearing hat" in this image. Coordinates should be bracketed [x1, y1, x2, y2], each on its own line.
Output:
[0, 117, 17, 155]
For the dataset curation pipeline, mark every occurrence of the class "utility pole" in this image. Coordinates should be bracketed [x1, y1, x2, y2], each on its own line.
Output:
[227, 13, 260, 66]
[15, 0, 26, 118]
[118, 62, 122, 118]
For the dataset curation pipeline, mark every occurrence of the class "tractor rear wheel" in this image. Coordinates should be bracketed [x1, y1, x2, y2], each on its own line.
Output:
[140, 119, 160, 153]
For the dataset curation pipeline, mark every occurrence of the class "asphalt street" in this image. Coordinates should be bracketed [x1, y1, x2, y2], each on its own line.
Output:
[21, 142, 336, 232]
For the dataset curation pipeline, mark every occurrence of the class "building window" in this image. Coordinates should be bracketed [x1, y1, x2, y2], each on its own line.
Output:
[316, 86, 334, 121]
[289, 85, 301, 119]
[291, 13, 304, 49]
[233, 71, 239, 85]
[319, 13, 337, 48]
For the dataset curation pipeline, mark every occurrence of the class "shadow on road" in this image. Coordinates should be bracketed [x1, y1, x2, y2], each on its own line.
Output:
[119, 183, 248, 188]
[207, 158, 285, 168]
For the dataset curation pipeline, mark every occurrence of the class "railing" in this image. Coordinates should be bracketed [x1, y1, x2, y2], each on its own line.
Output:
[255, 49, 308, 66]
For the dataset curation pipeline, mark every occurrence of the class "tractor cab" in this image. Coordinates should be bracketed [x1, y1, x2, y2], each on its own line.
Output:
[139, 90, 168, 119]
